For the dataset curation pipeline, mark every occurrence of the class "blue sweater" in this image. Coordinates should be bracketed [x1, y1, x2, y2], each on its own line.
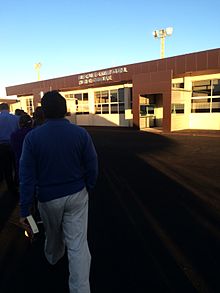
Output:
[0, 110, 19, 143]
[19, 119, 98, 217]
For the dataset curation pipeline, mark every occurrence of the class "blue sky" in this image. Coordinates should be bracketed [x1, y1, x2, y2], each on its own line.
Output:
[1, 0, 220, 97]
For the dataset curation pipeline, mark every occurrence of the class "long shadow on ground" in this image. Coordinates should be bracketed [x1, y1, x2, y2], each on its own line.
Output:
[1, 127, 219, 292]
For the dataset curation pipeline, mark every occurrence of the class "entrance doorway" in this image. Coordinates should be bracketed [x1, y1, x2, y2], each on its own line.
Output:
[139, 94, 163, 129]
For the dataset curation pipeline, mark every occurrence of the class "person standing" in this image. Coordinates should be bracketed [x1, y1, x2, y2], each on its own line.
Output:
[0, 103, 19, 190]
[15, 108, 25, 116]
[32, 106, 45, 127]
[10, 114, 33, 186]
[19, 91, 98, 293]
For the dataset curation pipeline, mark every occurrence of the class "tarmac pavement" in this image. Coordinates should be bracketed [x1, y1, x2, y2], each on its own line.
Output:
[0, 127, 220, 293]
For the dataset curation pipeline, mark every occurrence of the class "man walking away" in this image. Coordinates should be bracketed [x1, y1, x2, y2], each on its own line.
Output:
[0, 103, 19, 190]
[19, 91, 98, 293]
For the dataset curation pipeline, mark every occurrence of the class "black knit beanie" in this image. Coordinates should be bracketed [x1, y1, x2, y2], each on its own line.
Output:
[41, 91, 67, 119]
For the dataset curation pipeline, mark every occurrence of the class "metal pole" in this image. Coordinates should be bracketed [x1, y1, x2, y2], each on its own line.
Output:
[160, 35, 165, 59]
[34, 63, 42, 81]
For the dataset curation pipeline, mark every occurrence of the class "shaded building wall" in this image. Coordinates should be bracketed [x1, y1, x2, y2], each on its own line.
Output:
[132, 70, 172, 132]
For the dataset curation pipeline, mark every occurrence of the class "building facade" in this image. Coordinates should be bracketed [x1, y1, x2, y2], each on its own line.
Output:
[5, 48, 220, 132]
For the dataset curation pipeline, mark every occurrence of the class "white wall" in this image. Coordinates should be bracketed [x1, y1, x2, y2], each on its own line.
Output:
[171, 114, 189, 131]
[62, 84, 133, 127]
[189, 113, 220, 130]
[171, 89, 190, 131]
[10, 102, 21, 113]
[76, 113, 129, 127]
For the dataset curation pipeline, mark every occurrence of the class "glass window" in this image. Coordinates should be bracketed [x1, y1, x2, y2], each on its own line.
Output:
[26, 98, 33, 116]
[111, 104, 118, 114]
[191, 98, 210, 113]
[102, 104, 109, 114]
[212, 97, 220, 112]
[118, 88, 125, 102]
[140, 105, 147, 116]
[147, 105, 154, 114]
[65, 94, 74, 99]
[193, 80, 210, 86]
[110, 90, 117, 102]
[191, 79, 220, 113]
[140, 104, 154, 116]
[95, 104, 101, 114]
[192, 80, 211, 97]
[171, 103, 184, 114]
[94, 92, 101, 104]
[75, 93, 89, 115]
[173, 83, 184, 88]
[83, 93, 88, 100]
[119, 103, 125, 114]
[94, 88, 125, 114]
[75, 93, 82, 100]
[101, 91, 109, 103]
[212, 80, 220, 96]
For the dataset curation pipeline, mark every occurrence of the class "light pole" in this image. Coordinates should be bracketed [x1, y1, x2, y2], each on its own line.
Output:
[34, 62, 42, 81]
[153, 27, 173, 59]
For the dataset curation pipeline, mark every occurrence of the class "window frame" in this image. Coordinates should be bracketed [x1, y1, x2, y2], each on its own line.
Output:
[94, 88, 125, 115]
[191, 79, 220, 113]
[75, 92, 89, 115]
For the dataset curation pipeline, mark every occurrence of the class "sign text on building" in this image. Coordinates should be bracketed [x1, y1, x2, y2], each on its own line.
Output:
[78, 67, 128, 85]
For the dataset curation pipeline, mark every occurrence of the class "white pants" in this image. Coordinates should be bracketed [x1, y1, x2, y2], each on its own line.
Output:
[38, 187, 91, 293]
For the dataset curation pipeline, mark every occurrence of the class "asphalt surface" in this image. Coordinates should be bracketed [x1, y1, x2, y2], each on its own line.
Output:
[0, 127, 220, 293]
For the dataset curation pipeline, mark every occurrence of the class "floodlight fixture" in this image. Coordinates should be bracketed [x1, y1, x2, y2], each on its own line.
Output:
[153, 27, 173, 58]
[165, 27, 173, 36]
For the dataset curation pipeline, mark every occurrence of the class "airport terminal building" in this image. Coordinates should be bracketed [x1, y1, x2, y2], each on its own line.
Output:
[5, 48, 220, 132]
